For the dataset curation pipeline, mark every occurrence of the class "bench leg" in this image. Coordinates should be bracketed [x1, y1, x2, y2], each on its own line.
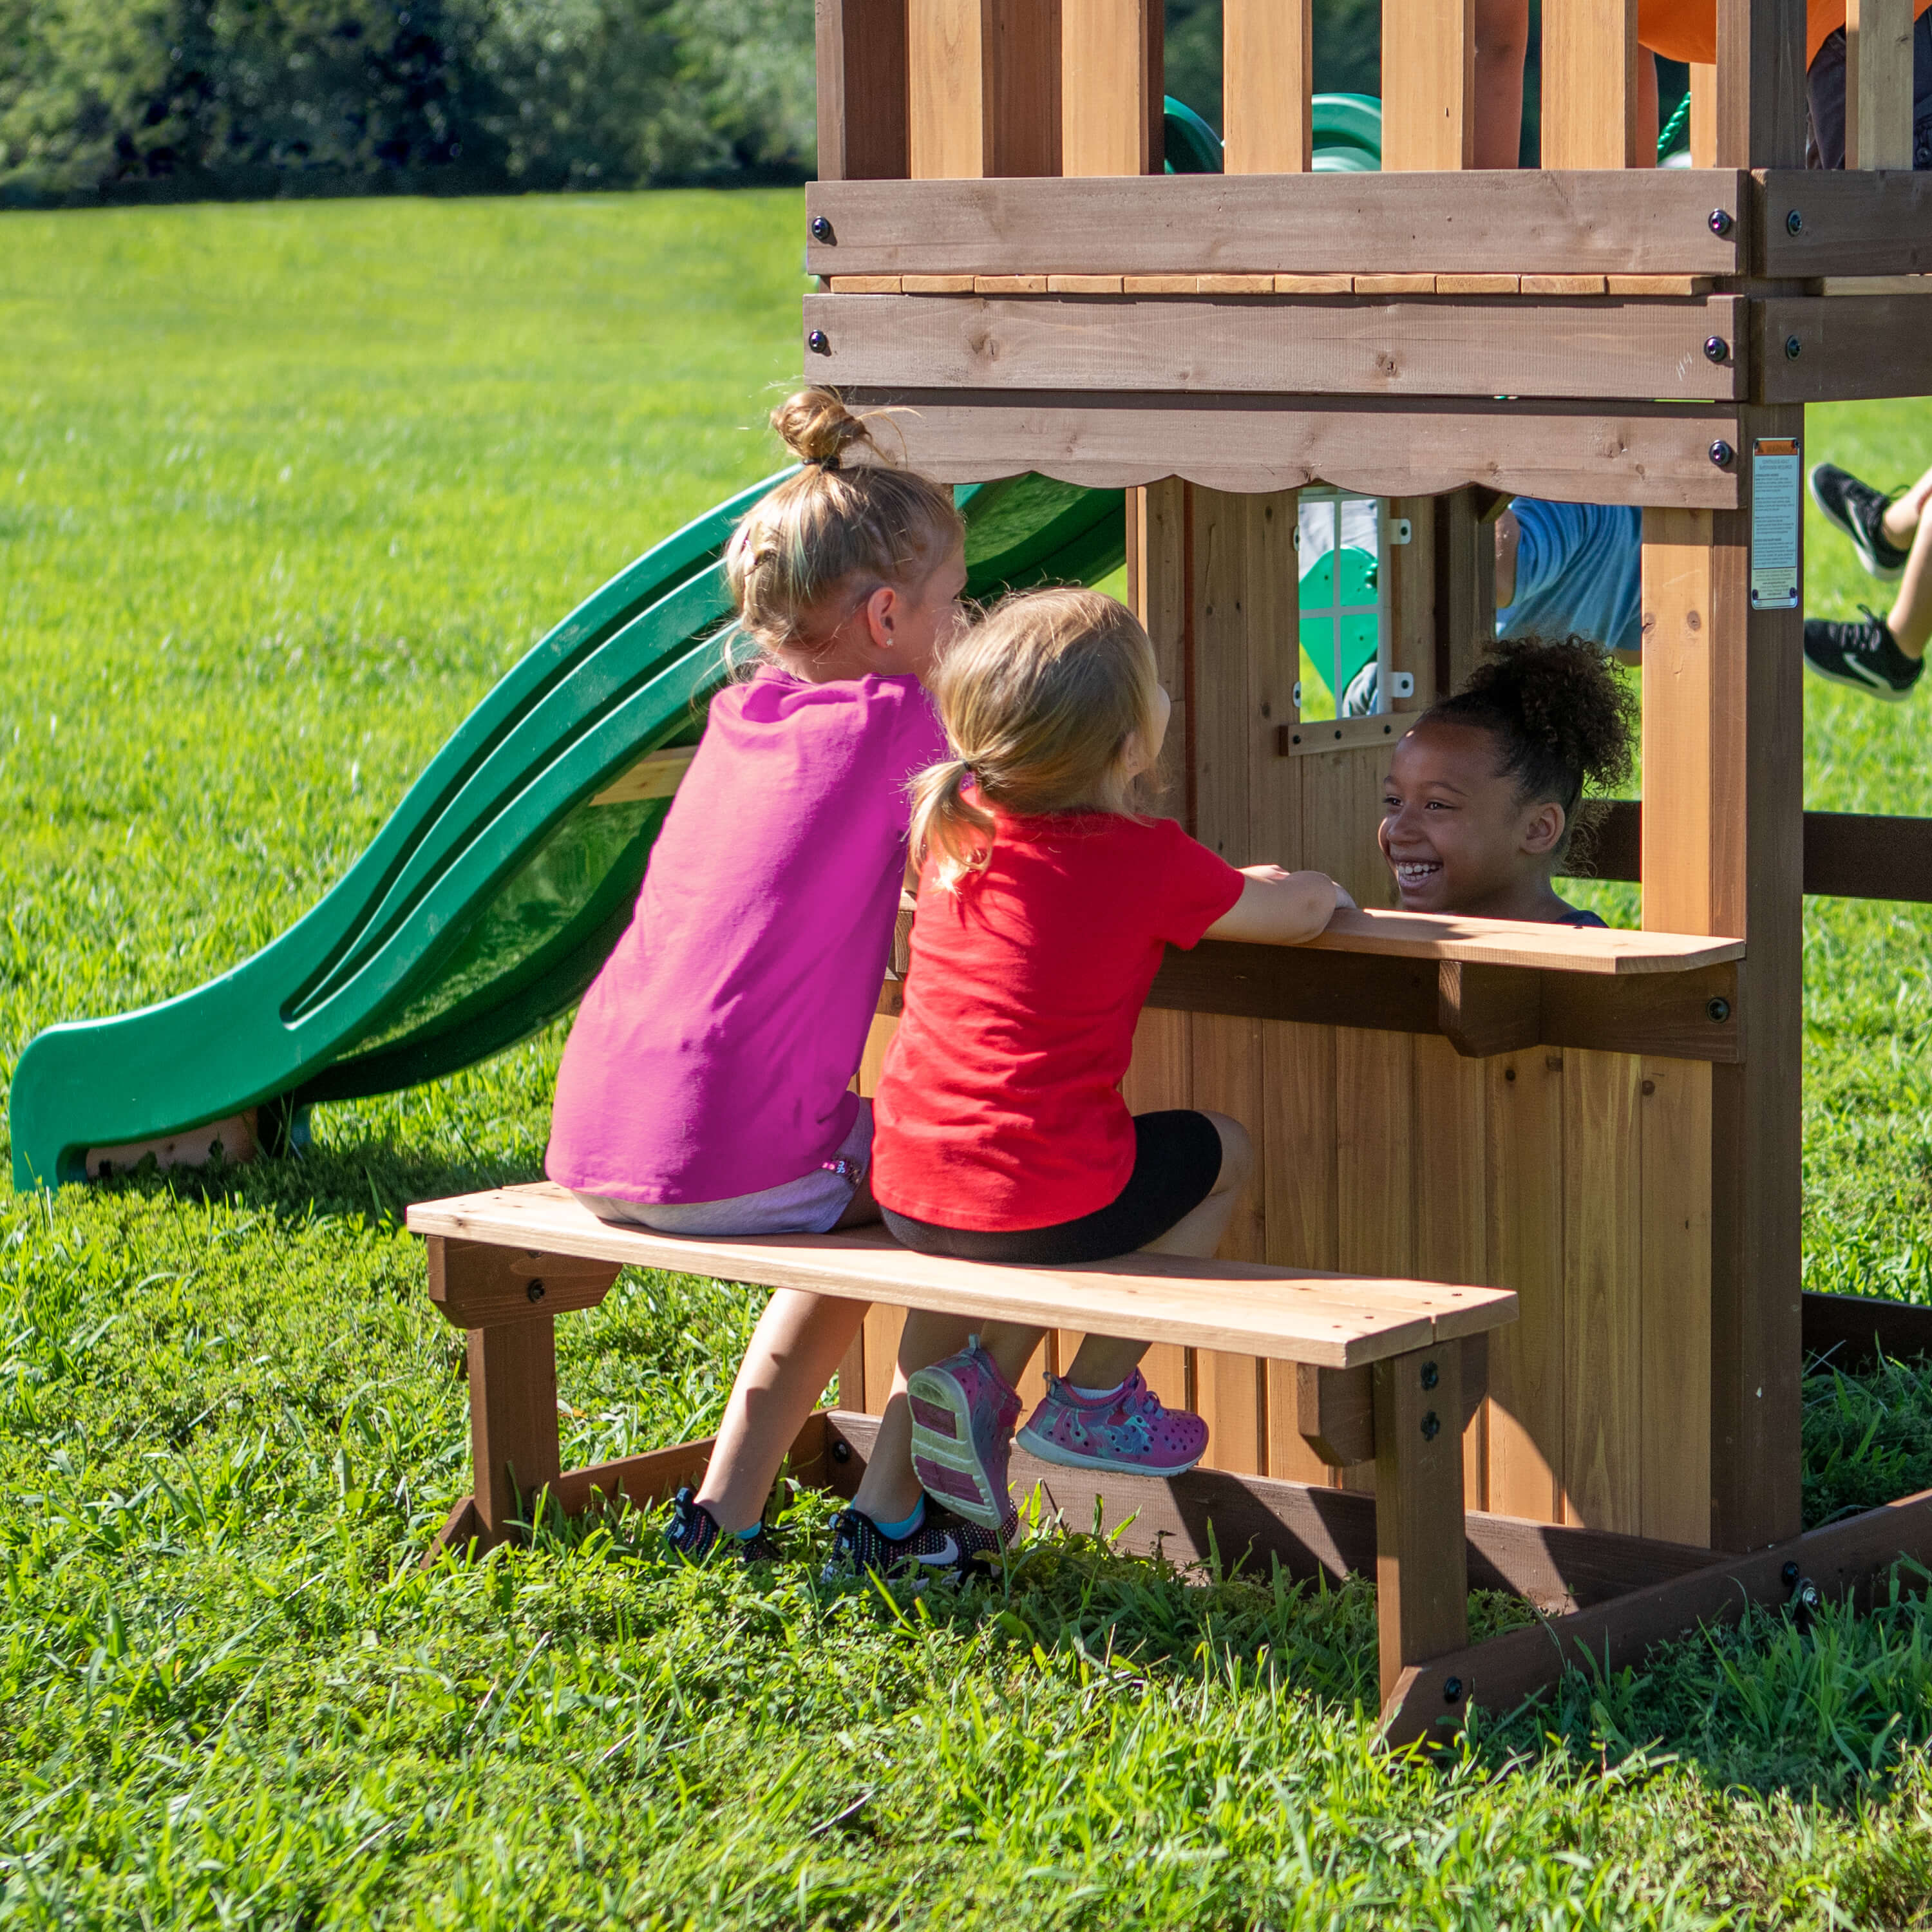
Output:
[468, 1317, 562, 1544]
[1373, 1343, 1470, 1712]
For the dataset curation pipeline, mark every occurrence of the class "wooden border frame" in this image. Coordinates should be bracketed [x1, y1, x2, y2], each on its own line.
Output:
[831, 390, 1748, 506]
[803, 173, 1751, 278]
[804, 292, 1750, 403]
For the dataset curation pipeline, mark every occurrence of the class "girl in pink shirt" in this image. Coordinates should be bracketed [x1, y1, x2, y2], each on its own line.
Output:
[547, 389, 999, 1575]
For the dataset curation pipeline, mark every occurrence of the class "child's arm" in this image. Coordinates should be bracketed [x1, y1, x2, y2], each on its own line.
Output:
[1204, 866, 1354, 945]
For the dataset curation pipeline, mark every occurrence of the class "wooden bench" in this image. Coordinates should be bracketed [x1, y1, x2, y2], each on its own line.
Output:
[408, 1180, 1517, 1716]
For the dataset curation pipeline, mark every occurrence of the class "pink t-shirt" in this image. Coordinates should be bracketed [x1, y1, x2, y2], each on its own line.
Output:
[546, 667, 944, 1204]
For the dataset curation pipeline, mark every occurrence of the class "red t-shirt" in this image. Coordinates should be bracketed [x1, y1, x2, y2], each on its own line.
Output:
[872, 810, 1245, 1231]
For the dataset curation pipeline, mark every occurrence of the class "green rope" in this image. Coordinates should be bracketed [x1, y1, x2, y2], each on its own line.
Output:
[1658, 89, 1693, 161]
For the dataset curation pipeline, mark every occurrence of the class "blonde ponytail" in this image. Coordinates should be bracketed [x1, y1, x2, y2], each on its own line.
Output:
[907, 757, 998, 891]
[913, 587, 1165, 891]
[725, 387, 963, 660]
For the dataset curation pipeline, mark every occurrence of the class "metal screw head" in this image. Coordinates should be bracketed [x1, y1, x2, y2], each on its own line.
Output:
[526, 1279, 546, 1303]
[1787, 209, 1804, 235]
[810, 214, 833, 242]
[1704, 336, 1729, 364]
[831, 1438, 852, 1464]
[1421, 1359, 1440, 1390]
[1782, 1560, 1801, 1587]
[1443, 1675, 1464, 1704]
[807, 329, 831, 355]
[1708, 208, 1734, 236]
[1709, 439, 1735, 468]
[1420, 1410, 1441, 1441]
[1707, 995, 1732, 1024]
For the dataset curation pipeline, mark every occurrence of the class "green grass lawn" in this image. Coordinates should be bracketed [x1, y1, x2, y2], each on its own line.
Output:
[12, 196, 1932, 1926]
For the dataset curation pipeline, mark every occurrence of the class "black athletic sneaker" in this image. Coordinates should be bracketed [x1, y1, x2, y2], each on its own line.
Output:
[1810, 462, 1911, 582]
[821, 1500, 1015, 1584]
[664, 1486, 781, 1564]
[1803, 612, 1924, 702]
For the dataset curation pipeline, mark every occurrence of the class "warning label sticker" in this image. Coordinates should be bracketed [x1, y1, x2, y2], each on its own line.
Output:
[1752, 436, 1801, 611]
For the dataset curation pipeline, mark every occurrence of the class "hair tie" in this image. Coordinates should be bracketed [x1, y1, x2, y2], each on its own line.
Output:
[812, 453, 841, 472]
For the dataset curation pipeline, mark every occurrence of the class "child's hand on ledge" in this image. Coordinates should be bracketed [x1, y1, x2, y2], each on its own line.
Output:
[1204, 866, 1349, 945]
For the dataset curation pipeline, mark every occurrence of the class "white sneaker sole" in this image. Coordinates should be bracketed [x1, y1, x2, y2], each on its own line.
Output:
[1014, 1420, 1205, 1479]
[1803, 654, 1917, 703]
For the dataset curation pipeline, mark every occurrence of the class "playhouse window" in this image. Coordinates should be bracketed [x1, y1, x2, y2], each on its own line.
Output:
[1296, 491, 1389, 722]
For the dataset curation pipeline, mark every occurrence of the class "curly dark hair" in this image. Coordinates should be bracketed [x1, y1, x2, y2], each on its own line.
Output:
[1419, 639, 1636, 864]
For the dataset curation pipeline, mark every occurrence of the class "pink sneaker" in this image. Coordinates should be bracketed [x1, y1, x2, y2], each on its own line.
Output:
[1015, 1370, 1208, 1478]
[906, 1337, 1022, 1530]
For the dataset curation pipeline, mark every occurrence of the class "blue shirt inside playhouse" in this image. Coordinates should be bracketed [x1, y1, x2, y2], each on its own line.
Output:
[1498, 499, 1643, 659]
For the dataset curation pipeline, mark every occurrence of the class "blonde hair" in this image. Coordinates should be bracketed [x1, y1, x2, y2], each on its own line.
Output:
[724, 388, 964, 659]
[910, 587, 1165, 890]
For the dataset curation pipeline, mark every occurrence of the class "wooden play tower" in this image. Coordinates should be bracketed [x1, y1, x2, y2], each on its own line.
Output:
[406, 0, 1932, 1746]
[808, 0, 1922, 1562]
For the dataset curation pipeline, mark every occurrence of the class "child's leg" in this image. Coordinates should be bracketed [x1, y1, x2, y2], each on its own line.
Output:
[851, 1314, 1044, 1523]
[1472, 0, 1528, 168]
[695, 1289, 867, 1533]
[1882, 463, 1932, 553]
[1888, 509, 1932, 659]
[1059, 1112, 1253, 1393]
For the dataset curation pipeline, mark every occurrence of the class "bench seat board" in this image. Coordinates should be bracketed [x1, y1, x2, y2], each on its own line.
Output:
[406, 1183, 1517, 1370]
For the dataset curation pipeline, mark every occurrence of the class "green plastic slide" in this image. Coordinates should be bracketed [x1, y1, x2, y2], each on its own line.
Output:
[11, 97, 1387, 1191]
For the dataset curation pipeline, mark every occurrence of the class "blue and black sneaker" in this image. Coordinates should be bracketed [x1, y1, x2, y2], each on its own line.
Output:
[664, 1485, 781, 1564]
[1810, 462, 1911, 582]
[1803, 611, 1924, 703]
[822, 1499, 1014, 1584]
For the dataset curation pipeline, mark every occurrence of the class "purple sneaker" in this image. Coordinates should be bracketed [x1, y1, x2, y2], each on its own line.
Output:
[905, 1337, 1022, 1529]
[1015, 1370, 1208, 1478]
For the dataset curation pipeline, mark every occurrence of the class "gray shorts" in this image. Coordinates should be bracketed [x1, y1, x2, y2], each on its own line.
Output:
[574, 1100, 873, 1238]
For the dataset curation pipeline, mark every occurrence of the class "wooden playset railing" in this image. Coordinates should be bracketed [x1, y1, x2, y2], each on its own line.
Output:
[408, 0, 1932, 1745]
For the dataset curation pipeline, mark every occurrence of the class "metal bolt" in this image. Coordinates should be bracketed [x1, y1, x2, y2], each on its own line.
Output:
[810, 214, 833, 242]
[1708, 208, 1734, 237]
[831, 1437, 852, 1464]
[1782, 1560, 1801, 1587]
[526, 1279, 546, 1303]
[1785, 335, 1803, 360]
[1787, 209, 1804, 235]
[807, 329, 831, 355]
[1704, 336, 1729, 364]
[1709, 439, 1735, 468]
[1421, 1410, 1441, 1441]
[1421, 1360, 1439, 1390]
[1443, 1675, 1464, 1703]
[1707, 996, 1732, 1024]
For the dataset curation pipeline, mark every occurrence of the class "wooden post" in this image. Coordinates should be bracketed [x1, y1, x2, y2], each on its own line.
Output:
[1690, 62, 1719, 166]
[1433, 490, 1494, 699]
[468, 1318, 563, 1542]
[1062, 0, 1162, 176]
[1374, 1342, 1470, 1707]
[1542, 0, 1642, 167]
[1224, 0, 1313, 173]
[1847, 0, 1915, 168]
[1716, 0, 1808, 167]
[909, 0, 1061, 179]
[1641, 425, 1804, 1549]
[816, 0, 909, 180]
[1382, 0, 1475, 169]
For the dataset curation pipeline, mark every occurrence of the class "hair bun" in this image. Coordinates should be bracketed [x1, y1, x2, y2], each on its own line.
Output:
[770, 386, 878, 468]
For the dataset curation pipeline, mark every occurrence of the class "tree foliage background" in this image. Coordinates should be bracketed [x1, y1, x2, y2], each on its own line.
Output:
[0, 0, 817, 201]
[1, 0, 1421, 206]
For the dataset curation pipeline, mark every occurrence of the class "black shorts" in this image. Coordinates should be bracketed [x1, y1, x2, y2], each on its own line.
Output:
[881, 1110, 1225, 1267]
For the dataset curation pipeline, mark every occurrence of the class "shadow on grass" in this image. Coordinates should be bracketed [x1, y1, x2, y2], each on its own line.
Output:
[88, 1138, 547, 1231]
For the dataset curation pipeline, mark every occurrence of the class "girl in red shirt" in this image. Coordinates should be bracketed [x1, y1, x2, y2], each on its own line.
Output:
[871, 587, 1350, 1528]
